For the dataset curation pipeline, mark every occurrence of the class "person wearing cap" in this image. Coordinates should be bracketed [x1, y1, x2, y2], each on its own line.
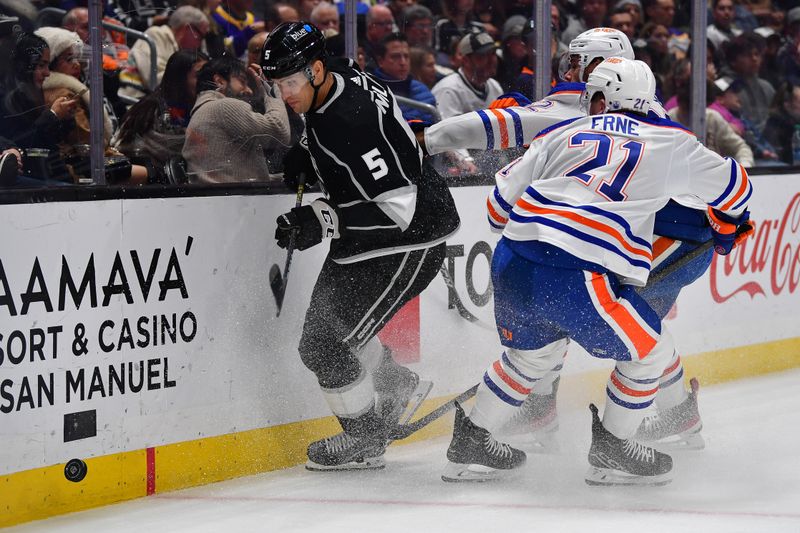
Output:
[34, 27, 115, 147]
[710, 75, 779, 162]
[667, 61, 754, 167]
[432, 31, 502, 120]
[497, 15, 528, 92]
[707, 0, 742, 49]
[615, 0, 643, 30]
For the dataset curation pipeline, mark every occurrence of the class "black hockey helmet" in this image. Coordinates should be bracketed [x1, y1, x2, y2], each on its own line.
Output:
[260, 21, 326, 79]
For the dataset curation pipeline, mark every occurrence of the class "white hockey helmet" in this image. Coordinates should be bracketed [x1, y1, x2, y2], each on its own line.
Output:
[581, 57, 656, 115]
[568, 27, 635, 82]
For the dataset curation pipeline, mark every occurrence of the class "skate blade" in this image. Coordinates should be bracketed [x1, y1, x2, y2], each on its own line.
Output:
[305, 456, 386, 472]
[584, 466, 673, 487]
[398, 380, 433, 426]
[518, 430, 560, 454]
[441, 462, 515, 483]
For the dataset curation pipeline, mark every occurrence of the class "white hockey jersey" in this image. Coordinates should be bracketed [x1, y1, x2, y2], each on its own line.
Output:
[486, 112, 752, 286]
[424, 82, 668, 156]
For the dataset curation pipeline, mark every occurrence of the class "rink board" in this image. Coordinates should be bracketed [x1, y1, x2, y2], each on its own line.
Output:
[2, 174, 800, 526]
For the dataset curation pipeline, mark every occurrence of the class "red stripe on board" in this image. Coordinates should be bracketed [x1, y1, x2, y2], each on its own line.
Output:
[377, 297, 420, 363]
[146, 447, 156, 495]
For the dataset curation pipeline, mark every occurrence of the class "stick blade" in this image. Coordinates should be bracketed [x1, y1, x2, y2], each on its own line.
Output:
[269, 263, 285, 315]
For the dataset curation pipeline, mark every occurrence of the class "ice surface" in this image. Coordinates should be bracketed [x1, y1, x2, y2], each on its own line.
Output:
[9, 370, 800, 533]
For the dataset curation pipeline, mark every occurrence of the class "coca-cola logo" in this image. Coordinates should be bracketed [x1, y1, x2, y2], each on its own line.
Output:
[710, 193, 800, 302]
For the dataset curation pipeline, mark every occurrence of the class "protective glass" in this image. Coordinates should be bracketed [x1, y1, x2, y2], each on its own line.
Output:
[272, 70, 312, 98]
[556, 51, 573, 82]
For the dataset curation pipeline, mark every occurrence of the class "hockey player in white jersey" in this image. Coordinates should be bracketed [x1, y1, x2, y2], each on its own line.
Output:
[423, 27, 717, 452]
[420, 28, 642, 156]
[442, 58, 753, 485]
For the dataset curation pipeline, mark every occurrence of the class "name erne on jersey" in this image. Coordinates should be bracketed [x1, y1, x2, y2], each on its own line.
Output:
[590, 115, 640, 136]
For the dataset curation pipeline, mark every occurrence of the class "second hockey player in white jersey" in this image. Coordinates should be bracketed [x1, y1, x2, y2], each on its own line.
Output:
[442, 58, 753, 486]
[424, 27, 723, 452]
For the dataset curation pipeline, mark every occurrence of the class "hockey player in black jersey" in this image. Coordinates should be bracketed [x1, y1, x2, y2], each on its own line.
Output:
[261, 22, 460, 471]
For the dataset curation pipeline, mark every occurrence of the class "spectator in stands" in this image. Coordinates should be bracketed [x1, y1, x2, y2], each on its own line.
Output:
[724, 32, 775, 136]
[247, 31, 268, 67]
[120, 6, 209, 99]
[310, 2, 339, 33]
[35, 28, 114, 146]
[183, 56, 289, 183]
[37, 27, 150, 183]
[274, 3, 301, 23]
[108, 0, 174, 33]
[707, 0, 742, 49]
[212, 0, 265, 57]
[293, 0, 321, 20]
[0, 13, 19, 91]
[0, 33, 77, 154]
[179, 0, 229, 58]
[496, 15, 529, 92]
[387, 0, 416, 23]
[609, 4, 636, 40]
[777, 8, 800, 86]
[364, 5, 396, 67]
[433, 0, 484, 64]
[372, 33, 438, 122]
[643, 0, 690, 58]
[401, 5, 435, 48]
[473, 0, 505, 39]
[667, 60, 755, 166]
[711, 76, 779, 162]
[764, 82, 800, 164]
[433, 31, 501, 119]
[561, 0, 609, 44]
[61, 7, 89, 43]
[115, 50, 209, 180]
[756, 26, 784, 90]
[410, 46, 441, 88]
[640, 22, 672, 97]
[616, 0, 643, 32]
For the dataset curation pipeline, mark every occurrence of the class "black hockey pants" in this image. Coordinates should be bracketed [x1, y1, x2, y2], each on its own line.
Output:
[299, 243, 446, 389]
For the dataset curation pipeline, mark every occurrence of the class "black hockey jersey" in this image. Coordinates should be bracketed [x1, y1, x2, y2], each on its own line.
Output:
[303, 58, 460, 264]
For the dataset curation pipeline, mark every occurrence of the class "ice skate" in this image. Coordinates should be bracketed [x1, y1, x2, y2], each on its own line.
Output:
[306, 431, 387, 471]
[498, 377, 560, 453]
[374, 350, 431, 431]
[307, 356, 431, 471]
[635, 377, 704, 450]
[442, 402, 526, 482]
[585, 404, 673, 486]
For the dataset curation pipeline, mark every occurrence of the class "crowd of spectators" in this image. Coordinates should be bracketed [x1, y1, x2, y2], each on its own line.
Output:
[2, 0, 800, 188]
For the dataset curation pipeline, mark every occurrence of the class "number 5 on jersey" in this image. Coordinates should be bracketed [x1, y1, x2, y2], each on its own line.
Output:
[565, 132, 644, 202]
[362, 148, 388, 180]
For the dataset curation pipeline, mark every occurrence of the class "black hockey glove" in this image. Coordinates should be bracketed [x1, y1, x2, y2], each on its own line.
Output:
[282, 142, 318, 192]
[275, 198, 341, 251]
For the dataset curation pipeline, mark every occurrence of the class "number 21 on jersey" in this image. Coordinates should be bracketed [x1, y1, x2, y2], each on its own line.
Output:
[565, 132, 644, 202]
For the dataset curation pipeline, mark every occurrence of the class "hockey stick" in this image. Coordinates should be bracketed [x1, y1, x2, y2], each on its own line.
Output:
[269, 174, 306, 317]
[389, 383, 479, 441]
[644, 222, 753, 288]
[439, 266, 495, 330]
